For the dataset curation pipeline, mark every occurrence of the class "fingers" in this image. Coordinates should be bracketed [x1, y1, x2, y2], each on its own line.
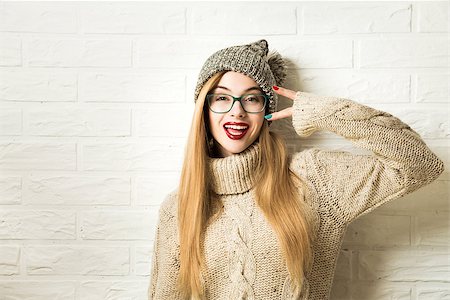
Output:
[272, 85, 297, 101]
[265, 107, 292, 121]
[263, 86, 297, 121]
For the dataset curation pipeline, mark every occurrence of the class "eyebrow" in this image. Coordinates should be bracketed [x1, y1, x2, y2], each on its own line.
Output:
[213, 85, 263, 93]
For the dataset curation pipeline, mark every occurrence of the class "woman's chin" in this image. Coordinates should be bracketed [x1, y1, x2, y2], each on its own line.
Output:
[216, 139, 253, 157]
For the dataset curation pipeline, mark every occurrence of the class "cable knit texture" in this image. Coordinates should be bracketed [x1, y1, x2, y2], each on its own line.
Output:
[149, 92, 444, 300]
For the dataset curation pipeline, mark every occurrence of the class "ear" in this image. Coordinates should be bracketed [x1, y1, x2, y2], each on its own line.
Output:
[267, 50, 287, 86]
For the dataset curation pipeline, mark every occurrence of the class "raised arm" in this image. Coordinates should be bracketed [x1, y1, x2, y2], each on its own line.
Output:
[268, 87, 444, 223]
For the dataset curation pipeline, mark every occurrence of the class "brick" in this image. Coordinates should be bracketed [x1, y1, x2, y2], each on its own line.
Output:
[0, 176, 21, 205]
[329, 279, 351, 300]
[0, 143, 76, 170]
[186, 70, 201, 99]
[0, 37, 21, 66]
[417, 285, 450, 300]
[360, 38, 448, 68]
[416, 212, 449, 246]
[135, 173, 179, 206]
[0, 69, 77, 102]
[136, 104, 194, 137]
[0, 2, 77, 33]
[0, 246, 20, 275]
[358, 250, 450, 281]
[381, 180, 449, 212]
[0, 281, 75, 299]
[78, 281, 147, 299]
[82, 3, 185, 34]
[27, 175, 130, 206]
[416, 74, 449, 103]
[79, 71, 185, 103]
[135, 246, 153, 276]
[280, 40, 353, 69]
[81, 140, 184, 171]
[352, 283, 411, 300]
[191, 5, 296, 35]
[26, 39, 132, 67]
[136, 38, 242, 69]
[0, 210, 76, 239]
[400, 106, 448, 139]
[80, 209, 158, 240]
[295, 70, 411, 103]
[343, 214, 410, 247]
[374, 104, 449, 139]
[26, 246, 129, 275]
[26, 108, 131, 136]
[303, 3, 411, 34]
[0, 108, 21, 135]
[334, 250, 352, 280]
[417, 2, 449, 32]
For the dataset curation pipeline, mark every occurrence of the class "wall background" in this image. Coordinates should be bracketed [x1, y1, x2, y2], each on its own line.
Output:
[0, 1, 448, 299]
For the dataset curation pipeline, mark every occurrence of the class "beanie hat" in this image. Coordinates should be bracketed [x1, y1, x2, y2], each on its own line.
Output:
[194, 39, 287, 116]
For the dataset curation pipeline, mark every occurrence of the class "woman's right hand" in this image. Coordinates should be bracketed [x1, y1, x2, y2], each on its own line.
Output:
[264, 85, 299, 121]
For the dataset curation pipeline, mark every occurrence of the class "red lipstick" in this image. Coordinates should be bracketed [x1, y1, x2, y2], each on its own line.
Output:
[223, 122, 249, 140]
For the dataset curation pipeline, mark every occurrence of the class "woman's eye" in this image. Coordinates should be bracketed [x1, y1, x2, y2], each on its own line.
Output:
[245, 95, 259, 102]
[217, 96, 228, 101]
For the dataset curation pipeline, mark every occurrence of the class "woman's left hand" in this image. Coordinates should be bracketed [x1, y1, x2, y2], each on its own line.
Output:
[264, 86, 298, 121]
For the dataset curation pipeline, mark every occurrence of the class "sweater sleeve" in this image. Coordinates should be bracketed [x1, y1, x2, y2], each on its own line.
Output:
[148, 192, 183, 300]
[290, 91, 444, 223]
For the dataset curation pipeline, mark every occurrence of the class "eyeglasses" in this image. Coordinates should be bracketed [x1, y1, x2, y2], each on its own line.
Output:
[206, 93, 268, 114]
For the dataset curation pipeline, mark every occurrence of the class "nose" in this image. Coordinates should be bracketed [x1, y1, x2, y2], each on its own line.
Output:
[229, 99, 246, 117]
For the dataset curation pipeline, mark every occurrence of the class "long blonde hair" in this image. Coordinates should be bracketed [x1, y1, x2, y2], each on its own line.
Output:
[177, 71, 312, 299]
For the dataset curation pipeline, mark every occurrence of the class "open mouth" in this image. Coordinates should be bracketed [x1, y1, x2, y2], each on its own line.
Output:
[223, 124, 249, 140]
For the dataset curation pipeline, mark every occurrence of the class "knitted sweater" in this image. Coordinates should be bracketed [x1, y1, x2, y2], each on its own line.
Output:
[149, 91, 444, 300]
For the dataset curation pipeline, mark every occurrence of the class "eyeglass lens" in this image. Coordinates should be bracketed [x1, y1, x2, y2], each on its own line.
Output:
[208, 94, 266, 113]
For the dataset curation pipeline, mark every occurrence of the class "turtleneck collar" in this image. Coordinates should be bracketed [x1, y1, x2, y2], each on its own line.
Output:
[207, 142, 261, 195]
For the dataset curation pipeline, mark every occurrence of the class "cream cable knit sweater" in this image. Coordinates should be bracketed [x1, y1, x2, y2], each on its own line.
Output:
[149, 91, 444, 300]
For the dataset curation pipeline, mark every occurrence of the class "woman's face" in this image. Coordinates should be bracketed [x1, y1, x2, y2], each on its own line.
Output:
[207, 71, 265, 157]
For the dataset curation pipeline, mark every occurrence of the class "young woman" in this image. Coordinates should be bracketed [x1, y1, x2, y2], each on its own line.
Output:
[148, 39, 444, 300]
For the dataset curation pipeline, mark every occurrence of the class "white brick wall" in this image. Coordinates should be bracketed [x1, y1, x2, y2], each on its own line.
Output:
[0, 2, 448, 299]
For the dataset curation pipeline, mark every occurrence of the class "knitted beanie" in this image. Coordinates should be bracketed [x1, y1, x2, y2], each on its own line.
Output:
[194, 39, 287, 116]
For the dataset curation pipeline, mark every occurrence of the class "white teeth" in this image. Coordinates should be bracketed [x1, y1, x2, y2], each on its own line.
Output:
[224, 124, 248, 130]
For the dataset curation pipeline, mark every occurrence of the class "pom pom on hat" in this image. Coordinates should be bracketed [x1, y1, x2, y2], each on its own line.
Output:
[267, 50, 287, 86]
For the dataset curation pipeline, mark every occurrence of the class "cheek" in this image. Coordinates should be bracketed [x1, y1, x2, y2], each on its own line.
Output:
[253, 116, 264, 135]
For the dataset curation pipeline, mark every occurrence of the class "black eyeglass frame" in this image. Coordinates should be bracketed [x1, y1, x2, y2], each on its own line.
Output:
[206, 93, 269, 114]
